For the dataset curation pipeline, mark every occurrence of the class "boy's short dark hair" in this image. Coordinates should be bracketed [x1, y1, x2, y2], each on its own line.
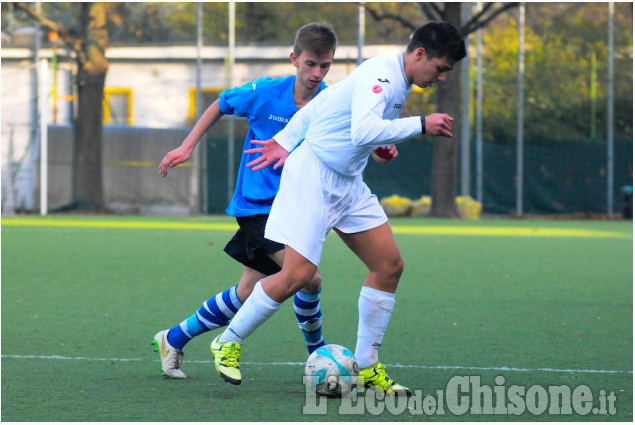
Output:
[294, 22, 338, 57]
[407, 21, 466, 62]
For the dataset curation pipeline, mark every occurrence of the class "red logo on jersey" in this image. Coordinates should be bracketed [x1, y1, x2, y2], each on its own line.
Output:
[372, 85, 383, 94]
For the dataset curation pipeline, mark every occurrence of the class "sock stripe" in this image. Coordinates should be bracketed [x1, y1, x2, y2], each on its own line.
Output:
[184, 315, 204, 335]
[214, 293, 235, 319]
[195, 310, 224, 329]
[294, 293, 322, 320]
[201, 302, 229, 325]
[229, 287, 242, 310]
[167, 286, 241, 350]
[295, 305, 320, 316]
[222, 288, 240, 315]
[294, 298, 320, 310]
[295, 290, 320, 302]
[178, 322, 193, 339]
[292, 290, 325, 355]
[295, 312, 320, 322]
[307, 336, 325, 347]
[304, 328, 323, 338]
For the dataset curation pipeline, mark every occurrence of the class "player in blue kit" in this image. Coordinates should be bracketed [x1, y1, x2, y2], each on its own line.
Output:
[152, 22, 338, 379]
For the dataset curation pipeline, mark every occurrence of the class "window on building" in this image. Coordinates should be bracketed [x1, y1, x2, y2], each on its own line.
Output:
[104, 87, 133, 126]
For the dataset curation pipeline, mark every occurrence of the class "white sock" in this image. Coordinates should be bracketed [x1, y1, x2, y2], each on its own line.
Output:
[219, 280, 282, 344]
[355, 286, 395, 369]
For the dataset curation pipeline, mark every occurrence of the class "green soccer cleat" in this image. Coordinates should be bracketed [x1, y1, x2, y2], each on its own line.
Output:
[359, 362, 411, 397]
[210, 335, 242, 385]
[152, 329, 186, 379]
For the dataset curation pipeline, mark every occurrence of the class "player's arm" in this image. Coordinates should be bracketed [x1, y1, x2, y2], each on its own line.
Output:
[350, 77, 421, 147]
[159, 100, 224, 177]
[350, 74, 454, 147]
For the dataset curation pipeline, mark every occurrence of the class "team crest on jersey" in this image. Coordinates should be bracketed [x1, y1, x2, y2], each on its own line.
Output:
[372, 85, 383, 94]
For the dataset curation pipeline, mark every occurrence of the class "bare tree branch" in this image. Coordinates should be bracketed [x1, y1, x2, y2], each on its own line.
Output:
[420, 3, 445, 21]
[12, 2, 83, 60]
[360, 3, 417, 31]
[362, 2, 520, 37]
[417, 3, 432, 20]
[463, 2, 520, 35]
[11, 2, 122, 66]
[462, 2, 495, 32]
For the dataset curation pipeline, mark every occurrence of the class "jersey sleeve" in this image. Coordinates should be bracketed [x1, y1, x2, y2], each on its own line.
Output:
[218, 78, 266, 118]
[350, 73, 420, 147]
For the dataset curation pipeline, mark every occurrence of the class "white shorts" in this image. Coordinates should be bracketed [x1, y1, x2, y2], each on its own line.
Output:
[265, 142, 388, 266]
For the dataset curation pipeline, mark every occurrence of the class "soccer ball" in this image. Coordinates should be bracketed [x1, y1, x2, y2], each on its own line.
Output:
[304, 344, 359, 397]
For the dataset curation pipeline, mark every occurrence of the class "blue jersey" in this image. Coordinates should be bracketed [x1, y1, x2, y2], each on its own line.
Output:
[220, 76, 327, 217]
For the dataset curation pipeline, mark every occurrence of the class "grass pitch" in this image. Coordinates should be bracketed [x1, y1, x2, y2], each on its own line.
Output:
[1, 215, 632, 421]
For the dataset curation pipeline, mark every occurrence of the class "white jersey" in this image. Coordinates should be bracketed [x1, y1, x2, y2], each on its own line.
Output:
[274, 54, 422, 176]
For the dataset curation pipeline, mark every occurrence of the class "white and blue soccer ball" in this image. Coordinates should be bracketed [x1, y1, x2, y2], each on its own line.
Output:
[304, 344, 359, 397]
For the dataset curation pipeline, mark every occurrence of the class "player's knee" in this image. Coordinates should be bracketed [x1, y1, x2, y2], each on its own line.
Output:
[395, 256, 405, 276]
[383, 254, 404, 282]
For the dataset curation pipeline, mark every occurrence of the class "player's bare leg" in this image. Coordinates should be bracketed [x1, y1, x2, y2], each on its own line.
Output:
[235, 266, 267, 302]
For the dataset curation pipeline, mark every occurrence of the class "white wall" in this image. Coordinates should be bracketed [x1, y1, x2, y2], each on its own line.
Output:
[0, 43, 403, 212]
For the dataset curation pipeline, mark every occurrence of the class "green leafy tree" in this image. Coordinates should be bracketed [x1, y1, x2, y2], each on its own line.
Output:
[363, 2, 519, 217]
[481, 3, 632, 143]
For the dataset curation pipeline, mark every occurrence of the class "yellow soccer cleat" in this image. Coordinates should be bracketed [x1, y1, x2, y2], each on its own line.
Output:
[359, 362, 411, 397]
[210, 335, 242, 385]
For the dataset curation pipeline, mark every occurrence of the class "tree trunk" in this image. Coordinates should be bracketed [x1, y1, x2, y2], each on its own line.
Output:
[430, 3, 463, 218]
[70, 3, 111, 211]
[72, 63, 106, 211]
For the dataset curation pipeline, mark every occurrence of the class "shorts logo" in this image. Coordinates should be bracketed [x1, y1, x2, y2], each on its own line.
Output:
[372, 85, 383, 94]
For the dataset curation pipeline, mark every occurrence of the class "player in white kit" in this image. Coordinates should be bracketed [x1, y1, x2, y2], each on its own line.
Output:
[211, 21, 466, 397]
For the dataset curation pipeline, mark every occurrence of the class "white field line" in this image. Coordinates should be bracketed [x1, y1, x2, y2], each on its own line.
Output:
[1, 354, 631, 375]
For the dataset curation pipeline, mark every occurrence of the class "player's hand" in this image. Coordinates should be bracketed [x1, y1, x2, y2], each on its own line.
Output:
[371, 145, 398, 164]
[245, 139, 289, 171]
[425, 113, 455, 138]
[159, 146, 191, 177]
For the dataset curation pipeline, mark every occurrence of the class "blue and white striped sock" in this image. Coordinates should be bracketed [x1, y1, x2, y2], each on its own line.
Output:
[294, 290, 325, 354]
[167, 285, 243, 350]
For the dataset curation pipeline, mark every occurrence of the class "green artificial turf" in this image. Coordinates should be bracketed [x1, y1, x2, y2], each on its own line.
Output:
[1, 216, 632, 421]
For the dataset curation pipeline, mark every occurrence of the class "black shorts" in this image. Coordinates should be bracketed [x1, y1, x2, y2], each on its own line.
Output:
[223, 214, 284, 276]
